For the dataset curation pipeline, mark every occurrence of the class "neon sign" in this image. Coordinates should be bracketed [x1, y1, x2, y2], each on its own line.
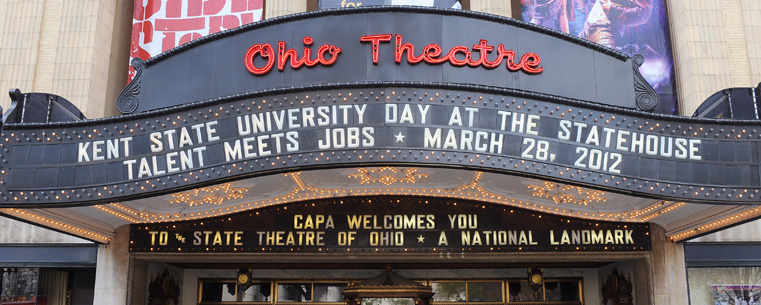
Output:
[244, 36, 342, 75]
[360, 34, 543, 74]
[244, 34, 543, 75]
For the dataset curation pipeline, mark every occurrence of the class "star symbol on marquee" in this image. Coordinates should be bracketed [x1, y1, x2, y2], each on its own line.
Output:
[394, 132, 406, 143]
[417, 234, 425, 243]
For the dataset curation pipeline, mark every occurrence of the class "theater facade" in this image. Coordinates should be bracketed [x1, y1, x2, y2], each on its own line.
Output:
[1, 5, 760, 305]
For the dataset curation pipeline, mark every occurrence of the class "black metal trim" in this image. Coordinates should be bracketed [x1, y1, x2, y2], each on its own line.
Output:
[684, 242, 761, 267]
[0, 243, 99, 268]
[7, 81, 761, 131]
[632, 54, 659, 112]
[116, 58, 144, 114]
[3, 88, 24, 124]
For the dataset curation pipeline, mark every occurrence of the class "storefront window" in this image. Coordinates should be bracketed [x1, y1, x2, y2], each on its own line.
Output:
[467, 282, 503, 302]
[277, 283, 345, 303]
[544, 281, 581, 302]
[507, 280, 582, 303]
[199, 280, 273, 303]
[277, 283, 312, 302]
[508, 282, 543, 302]
[200, 281, 237, 302]
[432, 282, 466, 302]
[239, 283, 273, 302]
[312, 284, 345, 302]
[1, 268, 39, 304]
[200, 281, 346, 304]
[363, 299, 414, 305]
[432, 281, 503, 303]
[687, 267, 761, 305]
[199, 279, 582, 304]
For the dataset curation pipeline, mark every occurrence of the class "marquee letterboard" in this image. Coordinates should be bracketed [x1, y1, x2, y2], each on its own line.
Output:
[1, 84, 760, 207]
[129, 196, 652, 253]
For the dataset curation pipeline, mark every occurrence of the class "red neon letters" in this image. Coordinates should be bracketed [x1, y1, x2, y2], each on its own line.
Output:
[360, 34, 543, 74]
[244, 34, 543, 75]
[244, 36, 342, 75]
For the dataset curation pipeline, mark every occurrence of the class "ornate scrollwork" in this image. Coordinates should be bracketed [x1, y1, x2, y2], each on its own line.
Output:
[117, 58, 144, 114]
[631, 54, 659, 112]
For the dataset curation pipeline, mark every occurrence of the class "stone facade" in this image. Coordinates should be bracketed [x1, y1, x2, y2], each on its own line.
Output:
[93, 225, 130, 305]
[0, 0, 131, 119]
[265, 0, 307, 19]
[667, 0, 761, 115]
[470, 0, 513, 17]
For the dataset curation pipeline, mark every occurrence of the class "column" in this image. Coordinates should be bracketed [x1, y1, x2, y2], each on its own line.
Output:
[649, 224, 688, 304]
[93, 225, 131, 305]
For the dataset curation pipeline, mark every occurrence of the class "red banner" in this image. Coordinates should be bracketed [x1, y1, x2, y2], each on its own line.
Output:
[129, 0, 264, 80]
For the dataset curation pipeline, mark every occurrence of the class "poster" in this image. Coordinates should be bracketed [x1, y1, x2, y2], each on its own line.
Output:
[521, 0, 678, 114]
[129, 0, 264, 80]
[712, 285, 761, 305]
[0, 268, 38, 304]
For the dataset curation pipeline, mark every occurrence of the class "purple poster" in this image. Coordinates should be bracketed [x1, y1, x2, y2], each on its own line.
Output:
[521, 0, 678, 114]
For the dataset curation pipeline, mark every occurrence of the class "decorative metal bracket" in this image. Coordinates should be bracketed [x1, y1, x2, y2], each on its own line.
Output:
[3, 88, 22, 124]
[117, 58, 144, 114]
[632, 54, 659, 112]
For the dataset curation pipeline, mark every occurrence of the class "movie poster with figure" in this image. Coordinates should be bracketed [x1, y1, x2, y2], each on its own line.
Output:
[712, 285, 761, 305]
[521, 0, 678, 115]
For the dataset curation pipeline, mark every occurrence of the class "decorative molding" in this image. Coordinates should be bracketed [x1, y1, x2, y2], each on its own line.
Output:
[348, 167, 429, 185]
[526, 181, 607, 206]
[123, 171, 662, 224]
[117, 58, 144, 114]
[126, 255, 135, 305]
[169, 182, 248, 207]
[632, 54, 659, 112]
[130, 251, 650, 263]
[9, 81, 751, 130]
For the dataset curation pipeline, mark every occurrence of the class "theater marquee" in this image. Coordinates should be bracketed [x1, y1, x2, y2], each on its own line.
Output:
[129, 196, 651, 253]
[0, 7, 759, 208]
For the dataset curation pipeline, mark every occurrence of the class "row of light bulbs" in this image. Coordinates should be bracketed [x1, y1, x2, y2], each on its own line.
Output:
[4, 168, 746, 244]
[98, 170, 680, 225]
[669, 206, 761, 242]
[2, 208, 112, 243]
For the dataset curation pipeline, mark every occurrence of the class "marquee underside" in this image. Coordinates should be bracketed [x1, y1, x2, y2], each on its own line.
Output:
[3, 166, 758, 245]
